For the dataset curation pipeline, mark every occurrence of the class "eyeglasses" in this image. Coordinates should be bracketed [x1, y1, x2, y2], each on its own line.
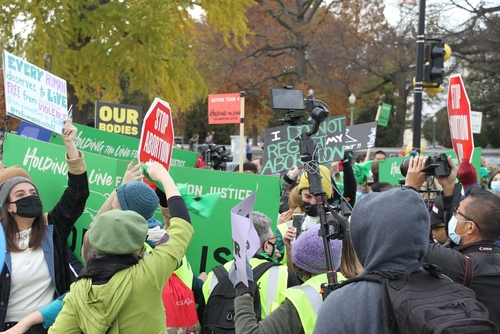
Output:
[453, 207, 482, 232]
[264, 236, 277, 248]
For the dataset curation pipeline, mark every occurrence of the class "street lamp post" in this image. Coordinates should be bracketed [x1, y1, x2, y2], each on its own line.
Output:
[348, 93, 356, 126]
[432, 116, 437, 148]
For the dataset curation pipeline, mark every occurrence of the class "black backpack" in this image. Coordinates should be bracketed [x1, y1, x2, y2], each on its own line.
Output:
[202, 261, 280, 334]
[334, 261, 497, 334]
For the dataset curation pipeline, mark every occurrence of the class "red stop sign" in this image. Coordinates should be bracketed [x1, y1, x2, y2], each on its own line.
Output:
[447, 74, 474, 162]
[139, 98, 174, 170]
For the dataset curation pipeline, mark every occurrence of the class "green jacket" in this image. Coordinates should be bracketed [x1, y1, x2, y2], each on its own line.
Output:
[48, 217, 194, 334]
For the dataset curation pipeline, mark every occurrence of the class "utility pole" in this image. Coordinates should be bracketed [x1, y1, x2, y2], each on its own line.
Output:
[412, 0, 426, 154]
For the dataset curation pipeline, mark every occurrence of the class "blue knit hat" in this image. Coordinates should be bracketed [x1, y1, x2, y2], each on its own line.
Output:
[116, 182, 159, 220]
[292, 224, 342, 274]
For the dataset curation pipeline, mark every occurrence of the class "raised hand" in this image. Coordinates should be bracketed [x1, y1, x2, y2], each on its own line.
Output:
[122, 159, 143, 185]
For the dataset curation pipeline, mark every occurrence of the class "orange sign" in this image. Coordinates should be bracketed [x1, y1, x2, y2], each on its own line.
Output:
[208, 93, 241, 124]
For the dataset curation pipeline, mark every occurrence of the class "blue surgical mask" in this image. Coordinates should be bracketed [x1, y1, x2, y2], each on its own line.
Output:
[491, 181, 500, 195]
[448, 216, 468, 245]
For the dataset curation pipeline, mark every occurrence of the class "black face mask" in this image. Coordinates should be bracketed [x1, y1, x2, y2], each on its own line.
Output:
[302, 202, 318, 217]
[11, 195, 43, 218]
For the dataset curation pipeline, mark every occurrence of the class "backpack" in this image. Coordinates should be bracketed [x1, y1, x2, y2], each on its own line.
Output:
[334, 261, 497, 334]
[162, 273, 200, 332]
[202, 261, 280, 334]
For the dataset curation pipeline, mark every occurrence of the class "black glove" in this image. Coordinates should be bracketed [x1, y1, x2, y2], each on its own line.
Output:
[228, 260, 255, 296]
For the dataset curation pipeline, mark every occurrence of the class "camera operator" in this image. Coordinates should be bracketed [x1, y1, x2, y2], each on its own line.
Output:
[405, 155, 500, 330]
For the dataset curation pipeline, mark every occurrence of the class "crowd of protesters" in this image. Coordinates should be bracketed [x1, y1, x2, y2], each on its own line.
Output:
[1, 131, 500, 334]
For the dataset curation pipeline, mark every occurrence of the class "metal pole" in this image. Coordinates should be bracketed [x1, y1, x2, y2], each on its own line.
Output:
[432, 122, 436, 148]
[412, 0, 426, 154]
[350, 105, 354, 126]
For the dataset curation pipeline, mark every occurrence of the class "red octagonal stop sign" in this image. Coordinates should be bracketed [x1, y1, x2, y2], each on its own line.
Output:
[139, 97, 174, 170]
[447, 74, 474, 162]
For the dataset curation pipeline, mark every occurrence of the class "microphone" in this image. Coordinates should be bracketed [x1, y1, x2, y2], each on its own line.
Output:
[197, 144, 210, 155]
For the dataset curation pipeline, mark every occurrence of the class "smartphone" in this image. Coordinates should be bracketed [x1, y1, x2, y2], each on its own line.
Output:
[292, 214, 306, 240]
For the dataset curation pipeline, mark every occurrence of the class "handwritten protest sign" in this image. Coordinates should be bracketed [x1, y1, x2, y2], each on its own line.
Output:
[95, 101, 142, 138]
[230, 190, 260, 287]
[2, 51, 67, 133]
[261, 116, 346, 175]
[344, 122, 377, 151]
[208, 93, 241, 124]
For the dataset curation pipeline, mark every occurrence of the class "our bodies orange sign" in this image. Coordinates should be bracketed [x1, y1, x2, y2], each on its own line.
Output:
[208, 93, 241, 124]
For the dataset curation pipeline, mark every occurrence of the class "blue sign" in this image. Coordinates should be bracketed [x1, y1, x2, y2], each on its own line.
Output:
[17, 121, 53, 142]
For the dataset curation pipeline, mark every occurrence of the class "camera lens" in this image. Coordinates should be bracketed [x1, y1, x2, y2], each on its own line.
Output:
[400, 158, 410, 177]
[310, 107, 328, 123]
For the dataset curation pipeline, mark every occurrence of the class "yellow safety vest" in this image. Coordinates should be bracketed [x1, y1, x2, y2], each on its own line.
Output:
[281, 272, 346, 334]
[144, 244, 193, 289]
[202, 258, 290, 318]
[277, 223, 289, 265]
[174, 255, 194, 289]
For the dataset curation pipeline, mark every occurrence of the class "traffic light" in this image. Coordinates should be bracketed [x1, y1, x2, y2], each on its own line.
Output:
[423, 41, 450, 86]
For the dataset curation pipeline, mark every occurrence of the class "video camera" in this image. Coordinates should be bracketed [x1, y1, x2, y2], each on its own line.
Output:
[271, 87, 328, 128]
[272, 86, 347, 298]
[197, 143, 233, 171]
[400, 152, 451, 177]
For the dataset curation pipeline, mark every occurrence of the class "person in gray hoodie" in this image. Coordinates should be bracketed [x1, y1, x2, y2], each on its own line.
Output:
[313, 187, 430, 334]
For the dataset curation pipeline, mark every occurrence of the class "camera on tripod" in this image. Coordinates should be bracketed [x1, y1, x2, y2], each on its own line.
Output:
[400, 152, 451, 177]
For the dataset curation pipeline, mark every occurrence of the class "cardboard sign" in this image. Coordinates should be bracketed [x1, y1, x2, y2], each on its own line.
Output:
[17, 121, 53, 142]
[50, 122, 197, 167]
[139, 98, 174, 170]
[3, 134, 280, 273]
[208, 93, 241, 124]
[378, 148, 482, 186]
[261, 116, 346, 175]
[2, 51, 68, 133]
[230, 191, 260, 287]
[447, 74, 474, 162]
[344, 122, 378, 150]
[95, 102, 142, 138]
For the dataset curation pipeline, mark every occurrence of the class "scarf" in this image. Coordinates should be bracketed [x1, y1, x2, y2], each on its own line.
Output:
[78, 254, 140, 285]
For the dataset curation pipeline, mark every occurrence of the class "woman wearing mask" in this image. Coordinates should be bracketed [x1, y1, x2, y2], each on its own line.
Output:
[0, 120, 89, 333]
[488, 169, 500, 195]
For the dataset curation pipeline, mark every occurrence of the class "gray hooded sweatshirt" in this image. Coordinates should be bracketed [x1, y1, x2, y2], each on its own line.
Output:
[313, 187, 430, 334]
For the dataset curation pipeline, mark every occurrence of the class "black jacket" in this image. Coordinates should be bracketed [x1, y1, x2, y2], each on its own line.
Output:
[425, 241, 500, 330]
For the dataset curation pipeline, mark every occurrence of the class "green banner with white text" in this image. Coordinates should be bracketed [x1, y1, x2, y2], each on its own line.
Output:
[3, 134, 280, 273]
[50, 122, 197, 167]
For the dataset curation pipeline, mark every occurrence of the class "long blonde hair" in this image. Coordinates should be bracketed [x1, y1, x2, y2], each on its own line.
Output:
[288, 188, 304, 214]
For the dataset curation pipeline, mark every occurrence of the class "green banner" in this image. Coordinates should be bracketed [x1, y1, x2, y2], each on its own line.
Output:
[378, 103, 391, 127]
[3, 134, 280, 274]
[379, 147, 482, 185]
[168, 167, 281, 273]
[50, 123, 197, 167]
